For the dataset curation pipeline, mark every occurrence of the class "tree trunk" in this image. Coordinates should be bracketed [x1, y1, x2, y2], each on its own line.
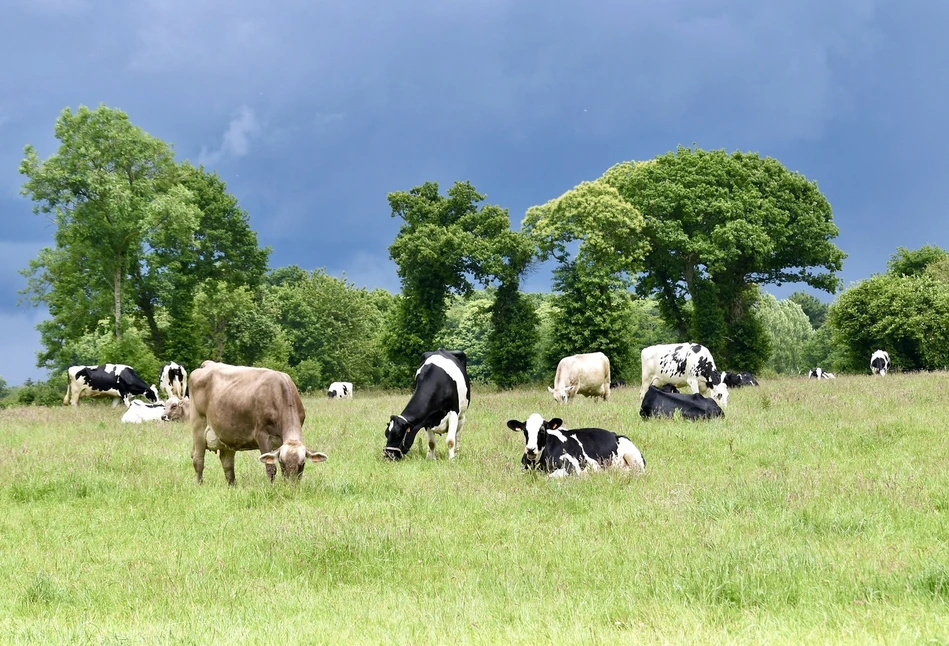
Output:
[114, 256, 123, 341]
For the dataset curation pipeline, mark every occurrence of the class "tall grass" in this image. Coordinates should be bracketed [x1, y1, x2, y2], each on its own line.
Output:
[2, 374, 949, 643]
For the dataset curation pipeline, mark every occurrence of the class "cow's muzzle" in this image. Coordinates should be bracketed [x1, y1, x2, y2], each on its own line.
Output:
[383, 447, 404, 461]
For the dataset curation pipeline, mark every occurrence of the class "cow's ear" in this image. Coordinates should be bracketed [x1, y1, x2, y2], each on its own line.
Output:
[506, 420, 524, 432]
[547, 418, 563, 430]
[306, 450, 328, 463]
[258, 451, 279, 465]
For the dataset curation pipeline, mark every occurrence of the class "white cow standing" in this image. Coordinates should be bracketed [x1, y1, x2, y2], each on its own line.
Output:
[639, 343, 728, 408]
[327, 381, 354, 399]
[870, 350, 891, 376]
[548, 352, 611, 404]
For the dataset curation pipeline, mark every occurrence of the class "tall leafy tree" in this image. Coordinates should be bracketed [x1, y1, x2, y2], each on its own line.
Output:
[787, 291, 829, 329]
[523, 180, 649, 379]
[757, 293, 813, 374]
[20, 106, 199, 369]
[601, 146, 845, 369]
[887, 245, 948, 277]
[386, 181, 531, 383]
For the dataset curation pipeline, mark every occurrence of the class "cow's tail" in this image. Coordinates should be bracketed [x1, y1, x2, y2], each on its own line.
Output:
[617, 436, 646, 473]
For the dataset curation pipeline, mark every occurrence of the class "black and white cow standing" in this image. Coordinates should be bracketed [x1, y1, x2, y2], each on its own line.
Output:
[159, 362, 188, 399]
[639, 343, 729, 408]
[327, 381, 353, 399]
[870, 350, 891, 376]
[384, 349, 470, 461]
[808, 368, 836, 379]
[640, 385, 724, 421]
[507, 414, 645, 477]
[63, 364, 162, 407]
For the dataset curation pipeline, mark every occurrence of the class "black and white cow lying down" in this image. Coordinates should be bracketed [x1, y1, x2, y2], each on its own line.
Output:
[64, 364, 161, 407]
[808, 368, 835, 379]
[640, 385, 724, 421]
[507, 414, 645, 477]
[384, 349, 470, 461]
[722, 371, 759, 388]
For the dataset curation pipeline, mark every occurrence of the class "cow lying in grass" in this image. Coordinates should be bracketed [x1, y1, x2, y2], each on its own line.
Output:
[640, 385, 724, 421]
[506, 414, 645, 477]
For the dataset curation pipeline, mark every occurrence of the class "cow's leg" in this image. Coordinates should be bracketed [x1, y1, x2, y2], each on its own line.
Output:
[687, 377, 701, 396]
[257, 432, 278, 482]
[445, 411, 459, 460]
[426, 427, 438, 460]
[219, 450, 237, 486]
[112, 397, 122, 408]
[62, 379, 70, 406]
[191, 415, 209, 484]
[453, 412, 466, 456]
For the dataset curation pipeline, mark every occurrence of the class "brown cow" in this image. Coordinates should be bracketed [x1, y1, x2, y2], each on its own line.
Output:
[161, 396, 190, 422]
[188, 361, 327, 485]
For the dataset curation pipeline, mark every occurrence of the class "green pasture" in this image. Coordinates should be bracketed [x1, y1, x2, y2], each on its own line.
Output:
[2, 374, 949, 644]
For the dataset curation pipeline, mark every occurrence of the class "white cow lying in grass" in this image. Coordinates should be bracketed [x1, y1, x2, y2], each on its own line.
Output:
[121, 400, 167, 424]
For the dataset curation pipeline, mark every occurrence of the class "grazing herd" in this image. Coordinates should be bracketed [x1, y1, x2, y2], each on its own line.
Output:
[63, 345, 893, 484]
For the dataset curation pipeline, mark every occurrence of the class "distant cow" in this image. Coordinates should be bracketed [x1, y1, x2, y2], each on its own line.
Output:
[327, 381, 353, 399]
[121, 400, 167, 424]
[808, 368, 836, 379]
[723, 371, 759, 388]
[161, 396, 190, 422]
[640, 385, 724, 421]
[870, 350, 891, 376]
[384, 349, 470, 461]
[507, 414, 645, 477]
[549, 352, 611, 404]
[159, 362, 188, 399]
[63, 364, 161, 407]
[639, 343, 728, 408]
[188, 361, 327, 485]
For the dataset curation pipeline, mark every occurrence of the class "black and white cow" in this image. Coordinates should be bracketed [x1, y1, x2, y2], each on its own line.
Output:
[159, 362, 188, 399]
[640, 385, 724, 421]
[384, 349, 470, 461]
[327, 381, 353, 399]
[722, 371, 759, 388]
[870, 350, 891, 376]
[808, 368, 836, 379]
[63, 364, 161, 407]
[121, 400, 167, 424]
[507, 414, 645, 477]
[640, 343, 728, 408]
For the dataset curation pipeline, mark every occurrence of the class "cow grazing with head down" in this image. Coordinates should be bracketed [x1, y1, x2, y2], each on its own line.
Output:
[549, 352, 611, 404]
[384, 349, 470, 461]
[808, 368, 835, 379]
[640, 385, 724, 421]
[159, 362, 188, 399]
[63, 364, 161, 407]
[639, 343, 728, 408]
[327, 381, 353, 399]
[507, 414, 645, 477]
[188, 361, 327, 485]
[722, 371, 759, 388]
[121, 400, 167, 424]
[870, 350, 891, 376]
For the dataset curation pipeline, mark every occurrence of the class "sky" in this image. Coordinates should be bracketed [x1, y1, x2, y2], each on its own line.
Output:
[1, 0, 947, 384]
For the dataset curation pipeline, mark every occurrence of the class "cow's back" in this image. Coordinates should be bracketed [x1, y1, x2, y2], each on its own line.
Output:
[556, 352, 610, 395]
[191, 362, 305, 446]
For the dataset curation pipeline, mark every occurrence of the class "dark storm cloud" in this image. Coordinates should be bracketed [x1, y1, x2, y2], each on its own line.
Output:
[1, 0, 947, 382]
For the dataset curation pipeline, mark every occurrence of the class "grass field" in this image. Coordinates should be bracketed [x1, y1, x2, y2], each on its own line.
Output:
[2, 373, 949, 644]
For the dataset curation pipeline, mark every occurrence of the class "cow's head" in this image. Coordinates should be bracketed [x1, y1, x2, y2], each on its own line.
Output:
[705, 371, 729, 408]
[145, 385, 161, 403]
[507, 414, 562, 466]
[327, 389, 337, 398]
[547, 385, 575, 404]
[384, 415, 417, 461]
[258, 440, 327, 479]
[161, 396, 190, 422]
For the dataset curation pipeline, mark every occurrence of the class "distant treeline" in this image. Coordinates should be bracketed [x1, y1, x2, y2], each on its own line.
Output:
[7, 105, 949, 406]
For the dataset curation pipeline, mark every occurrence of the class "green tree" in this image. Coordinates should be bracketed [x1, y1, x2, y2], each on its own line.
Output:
[436, 292, 494, 382]
[485, 280, 539, 389]
[386, 181, 531, 384]
[829, 273, 949, 372]
[787, 291, 829, 329]
[523, 179, 649, 379]
[757, 293, 813, 374]
[20, 105, 199, 369]
[602, 146, 845, 369]
[887, 245, 948, 277]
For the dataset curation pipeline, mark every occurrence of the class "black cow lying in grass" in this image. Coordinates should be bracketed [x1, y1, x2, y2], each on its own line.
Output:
[507, 414, 645, 477]
[640, 385, 724, 421]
